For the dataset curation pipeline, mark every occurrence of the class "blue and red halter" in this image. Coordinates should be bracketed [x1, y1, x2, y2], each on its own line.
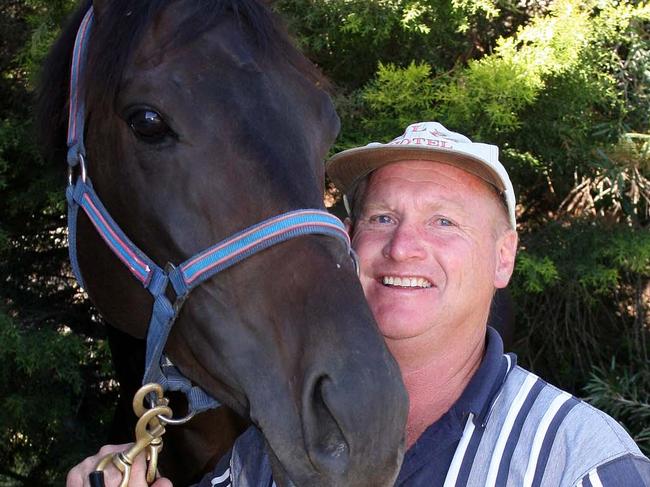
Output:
[65, 7, 355, 416]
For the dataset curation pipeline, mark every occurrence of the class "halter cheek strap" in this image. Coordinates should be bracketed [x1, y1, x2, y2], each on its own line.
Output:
[67, 8, 93, 168]
[66, 7, 356, 415]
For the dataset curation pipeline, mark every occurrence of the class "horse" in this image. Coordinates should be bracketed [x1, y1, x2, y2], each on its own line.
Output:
[37, 0, 409, 485]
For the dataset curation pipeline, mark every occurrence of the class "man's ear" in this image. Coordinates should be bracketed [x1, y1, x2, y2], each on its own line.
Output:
[494, 229, 518, 288]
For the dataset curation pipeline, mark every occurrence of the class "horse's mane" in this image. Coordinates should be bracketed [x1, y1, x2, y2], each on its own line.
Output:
[37, 0, 327, 165]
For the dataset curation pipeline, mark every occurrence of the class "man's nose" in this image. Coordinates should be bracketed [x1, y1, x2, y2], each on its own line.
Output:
[383, 222, 427, 261]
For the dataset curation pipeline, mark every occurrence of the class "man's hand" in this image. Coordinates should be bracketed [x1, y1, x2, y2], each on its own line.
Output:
[66, 444, 173, 487]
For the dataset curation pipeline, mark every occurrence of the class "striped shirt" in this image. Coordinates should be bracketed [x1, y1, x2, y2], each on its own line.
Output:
[197, 328, 650, 486]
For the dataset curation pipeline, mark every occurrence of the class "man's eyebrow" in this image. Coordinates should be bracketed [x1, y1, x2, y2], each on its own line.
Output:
[360, 202, 392, 213]
[361, 198, 470, 216]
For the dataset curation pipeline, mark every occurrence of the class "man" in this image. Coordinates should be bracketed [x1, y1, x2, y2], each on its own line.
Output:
[68, 122, 650, 486]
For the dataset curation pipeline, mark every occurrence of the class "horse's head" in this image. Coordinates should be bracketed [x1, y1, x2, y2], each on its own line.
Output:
[39, 0, 408, 484]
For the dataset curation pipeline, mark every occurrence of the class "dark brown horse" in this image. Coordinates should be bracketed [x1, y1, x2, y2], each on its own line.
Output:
[37, 0, 408, 485]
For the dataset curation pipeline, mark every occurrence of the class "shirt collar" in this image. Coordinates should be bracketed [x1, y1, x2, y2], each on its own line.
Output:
[452, 326, 517, 427]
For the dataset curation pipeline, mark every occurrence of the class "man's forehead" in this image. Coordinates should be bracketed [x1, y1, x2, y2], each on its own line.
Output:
[367, 159, 494, 193]
[357, 159, 509, 228]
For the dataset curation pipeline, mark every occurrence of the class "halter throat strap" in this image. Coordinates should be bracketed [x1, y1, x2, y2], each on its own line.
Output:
[65, 7, 355, 415]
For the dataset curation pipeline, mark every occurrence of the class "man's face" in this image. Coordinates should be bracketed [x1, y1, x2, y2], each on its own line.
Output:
[349, 160, 517, 350]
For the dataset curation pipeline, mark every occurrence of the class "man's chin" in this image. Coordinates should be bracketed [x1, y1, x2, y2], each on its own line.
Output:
[377, 319, 437, 342]
[374, 305, 441, 339]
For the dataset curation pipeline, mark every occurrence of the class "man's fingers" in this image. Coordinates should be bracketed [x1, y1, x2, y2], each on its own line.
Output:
[130, 446, 165, 486]
[66, 444, 133, 487]
[66, 443, 172, 487]
[152, 478, 173, 487]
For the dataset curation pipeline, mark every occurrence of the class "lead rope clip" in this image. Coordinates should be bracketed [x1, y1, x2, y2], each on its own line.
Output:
[90, 384, 172, 487]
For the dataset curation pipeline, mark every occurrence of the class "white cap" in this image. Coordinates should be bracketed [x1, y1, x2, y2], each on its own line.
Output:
[326, 121, 516, 228]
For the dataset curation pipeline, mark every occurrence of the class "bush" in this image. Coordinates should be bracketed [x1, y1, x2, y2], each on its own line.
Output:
[0, 313, 114, 485]
[512, 221, 649, 393]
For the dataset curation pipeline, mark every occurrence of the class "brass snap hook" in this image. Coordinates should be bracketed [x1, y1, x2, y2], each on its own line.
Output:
[92, 383, 174, 486]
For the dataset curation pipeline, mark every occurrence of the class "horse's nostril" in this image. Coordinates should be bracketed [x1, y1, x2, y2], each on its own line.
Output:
[303, 375, 350, 475]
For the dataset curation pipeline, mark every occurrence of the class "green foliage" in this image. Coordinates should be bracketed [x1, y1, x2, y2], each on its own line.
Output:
[512, 221, 649, 392]
[361, 61, 437, 139]
[0, 1, 116, 484]
[560, 134, 650, 226]
[436, 0, 601, 136]
[588, 2, 650, 131]
[276, 0, 516, 89]
[515, 221, 649, 298]
[0, 312, 114, 485]
[451, 0, 499, 30]
[515, 254, 559, 293]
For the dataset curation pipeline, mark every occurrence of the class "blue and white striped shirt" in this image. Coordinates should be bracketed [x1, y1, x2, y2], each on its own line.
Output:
[198, 328, 650, 486]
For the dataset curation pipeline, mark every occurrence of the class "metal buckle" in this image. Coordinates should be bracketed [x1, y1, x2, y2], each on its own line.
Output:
[68, 153, 88, 186]
[157, 408, 196, 426]
[144, 378, 196, 426]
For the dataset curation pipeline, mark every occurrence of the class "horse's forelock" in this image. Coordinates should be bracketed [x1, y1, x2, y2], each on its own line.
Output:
[36, 0, 328, 165]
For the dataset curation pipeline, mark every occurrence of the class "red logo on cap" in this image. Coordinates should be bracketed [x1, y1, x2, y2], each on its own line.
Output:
[388, 138, 453, 149]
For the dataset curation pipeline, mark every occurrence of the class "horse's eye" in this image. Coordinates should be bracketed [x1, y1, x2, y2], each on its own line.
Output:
[128, 109, 173, 142]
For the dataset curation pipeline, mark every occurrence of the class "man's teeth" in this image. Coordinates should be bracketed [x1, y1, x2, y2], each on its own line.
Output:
[382, 276, 432, 288]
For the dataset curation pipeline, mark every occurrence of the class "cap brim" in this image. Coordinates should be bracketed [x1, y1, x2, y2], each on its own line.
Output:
[326, 144, 506, 195]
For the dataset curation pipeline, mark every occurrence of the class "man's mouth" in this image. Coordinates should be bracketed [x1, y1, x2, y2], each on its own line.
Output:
[381, 276, 432, 288]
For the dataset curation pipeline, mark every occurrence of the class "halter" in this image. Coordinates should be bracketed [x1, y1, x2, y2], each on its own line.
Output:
[66, 7, 356, 417]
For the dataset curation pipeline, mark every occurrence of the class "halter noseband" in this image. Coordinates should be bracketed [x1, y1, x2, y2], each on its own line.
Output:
[65, 7, 356, 416]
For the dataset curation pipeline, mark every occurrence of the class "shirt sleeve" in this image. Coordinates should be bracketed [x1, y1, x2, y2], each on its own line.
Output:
[192, 449, 233, 487]
[574, 453, 650, 486]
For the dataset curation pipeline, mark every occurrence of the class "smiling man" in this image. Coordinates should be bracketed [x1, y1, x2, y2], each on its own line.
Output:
[68, 122, 649, 486]
[324, 121, 649, 486]
[345, 159, 516, 451]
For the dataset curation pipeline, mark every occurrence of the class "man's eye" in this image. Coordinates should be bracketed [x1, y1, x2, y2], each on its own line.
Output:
[436, 217, 454, 227]
[369, 214, 394, 224]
